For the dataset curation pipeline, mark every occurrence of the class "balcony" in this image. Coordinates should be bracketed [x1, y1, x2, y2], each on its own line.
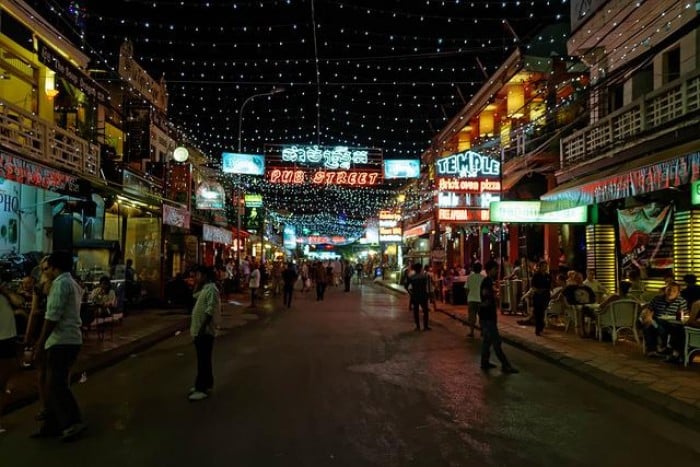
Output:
[0, 97, 100, 177]
[561, 68, 700, 171]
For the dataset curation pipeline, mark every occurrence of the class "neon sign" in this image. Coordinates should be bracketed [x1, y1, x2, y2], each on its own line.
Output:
[435, 150, 500, 178]
[438, 208, 490, 222]
[437, 178, 501, 193]
[489, 201, 587, 223]
[281, 145, 369, 170]
[267, 169, 381, 186]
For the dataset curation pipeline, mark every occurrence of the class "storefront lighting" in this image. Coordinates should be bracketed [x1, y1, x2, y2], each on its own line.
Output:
[45, 70, 59, 99]
[507, 83, 525, 118]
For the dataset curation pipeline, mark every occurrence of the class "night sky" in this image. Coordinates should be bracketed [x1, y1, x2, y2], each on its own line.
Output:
[27, 0, 571, 234]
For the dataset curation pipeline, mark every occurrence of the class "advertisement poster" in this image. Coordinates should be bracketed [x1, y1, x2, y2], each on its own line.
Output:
[618, 203, 674, 275]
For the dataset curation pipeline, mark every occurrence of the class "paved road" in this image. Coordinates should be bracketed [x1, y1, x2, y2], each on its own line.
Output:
[2, 283, 699, 466]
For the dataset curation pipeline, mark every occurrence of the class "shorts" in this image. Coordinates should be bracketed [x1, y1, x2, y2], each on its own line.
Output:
[0, 337, 19, 359]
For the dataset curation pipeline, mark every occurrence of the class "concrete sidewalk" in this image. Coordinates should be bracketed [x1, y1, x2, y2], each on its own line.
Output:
[377, 279, 700, 426]
[3, 291, 272, 415]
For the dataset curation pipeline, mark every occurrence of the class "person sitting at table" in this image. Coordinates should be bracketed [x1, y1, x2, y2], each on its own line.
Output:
[89, 276, 116, 317]
[599, 281, 635, 309]
[642, 282, 688, 358]
[583, 269, 608, 303]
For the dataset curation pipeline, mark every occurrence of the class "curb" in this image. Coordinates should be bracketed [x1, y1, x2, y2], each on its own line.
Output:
[5, 315, 190, 415]
[375, 281, 700, 427]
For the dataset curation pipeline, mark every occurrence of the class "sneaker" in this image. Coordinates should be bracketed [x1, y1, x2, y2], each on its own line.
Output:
[188, 391, 209, 401]
[61, 422, 87, 442]
[502, 366, 519, 374]
[188, 387, 196, 394]
[480, 362, 497, 370]
[646, 351, 664, 358]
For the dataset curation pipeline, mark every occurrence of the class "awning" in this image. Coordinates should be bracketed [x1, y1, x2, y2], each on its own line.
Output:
[540, 150, 700, 212]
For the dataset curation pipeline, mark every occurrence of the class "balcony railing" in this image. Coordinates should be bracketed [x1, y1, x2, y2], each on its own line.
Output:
[0, 97, 100, 177]
[561, 68, 700, 169]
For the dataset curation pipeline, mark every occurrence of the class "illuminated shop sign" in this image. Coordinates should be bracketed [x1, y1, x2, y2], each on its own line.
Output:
[267, 169, 381, 186]
[244, 194, 263, 208]
[297, 235, 354, 246]
[438, 192, 500, 209]
[435, 150, 500, 178]
[162, 204, 191, 229]
[384, 159, 420, 179]
[438, 208, 490, 222]
[203, 224, 232, 244]
[379, 227, 402, 242]
[196, 182, 226, 210]
[692, 180, 700, 205]
[222, 152, 266, 175]
[281, 145, 369, 170]
[0, 152, 79, 193]
[489, 201, 588, 223]
[437, 178, 501, 193]
[403, 222, 430, 239]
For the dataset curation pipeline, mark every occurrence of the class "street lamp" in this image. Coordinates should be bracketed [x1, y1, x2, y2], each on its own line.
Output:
[236, 86, 285, 265]
[237, 85, 285, 152]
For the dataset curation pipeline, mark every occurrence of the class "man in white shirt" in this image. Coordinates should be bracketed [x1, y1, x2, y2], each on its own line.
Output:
[248, 260, 261, 307]
[583, 269, 608, 303]
[465, 263, 484, 337]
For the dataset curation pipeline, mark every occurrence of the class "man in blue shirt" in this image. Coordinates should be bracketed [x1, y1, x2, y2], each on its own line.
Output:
[33, 250, 85, 441]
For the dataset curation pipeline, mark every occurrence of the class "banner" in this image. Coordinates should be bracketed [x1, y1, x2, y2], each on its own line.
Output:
[618, 203, 674, 275]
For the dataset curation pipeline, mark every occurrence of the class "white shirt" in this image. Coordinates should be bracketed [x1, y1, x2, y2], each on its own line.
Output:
[465, 273, 484, 303]
[249, 268, 261, 288]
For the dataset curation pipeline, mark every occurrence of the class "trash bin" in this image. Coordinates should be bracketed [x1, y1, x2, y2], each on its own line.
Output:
[452, 281, 467, 305]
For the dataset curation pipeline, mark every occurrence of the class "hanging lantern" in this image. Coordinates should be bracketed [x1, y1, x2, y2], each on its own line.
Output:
[45, 70, 59, 99]
[507, 83, 525, 118]
[479, 110, 494, 137]
[457, 125, 472, 151]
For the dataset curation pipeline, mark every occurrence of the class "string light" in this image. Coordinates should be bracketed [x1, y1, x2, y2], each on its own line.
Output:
[26, 0, 572, 235]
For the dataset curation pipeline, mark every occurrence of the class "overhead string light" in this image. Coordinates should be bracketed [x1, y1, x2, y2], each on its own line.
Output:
[26, 0, 571, 231]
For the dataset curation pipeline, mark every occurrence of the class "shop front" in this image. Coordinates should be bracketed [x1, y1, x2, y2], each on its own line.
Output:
[0, 151, 85, 279]
[541, 149, 700, 293]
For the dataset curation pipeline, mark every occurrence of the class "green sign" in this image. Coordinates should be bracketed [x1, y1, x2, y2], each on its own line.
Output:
[692, 180, 700, 205]
[245, 194, 263, 208]
[490, 201, 587, 223]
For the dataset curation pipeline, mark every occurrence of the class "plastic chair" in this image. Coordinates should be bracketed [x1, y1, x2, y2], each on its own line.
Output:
[562, 297, 578, 334]
[545, 295, 564, 327]
[684, 327, 700, 367]
[596, 299, 640, 345]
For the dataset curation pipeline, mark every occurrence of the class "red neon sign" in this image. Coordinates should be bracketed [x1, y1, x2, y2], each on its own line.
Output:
[437, 178, 501, 193]
[267, 168, 381, 186]
[438, 208, 490, 222]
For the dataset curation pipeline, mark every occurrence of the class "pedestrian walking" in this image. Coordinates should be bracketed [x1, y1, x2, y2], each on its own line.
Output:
[479, 261, 518, 374]
[465, 262, 484, 338]
[24, 256, 52, 422]
[531, 260, 552, 336]
[33, 250, 87, 441]
[313, 261, 327, 301]
[282, 262, 298, 308]
[407, 263, 432, 331]
[343, 260, 353, 292]
[188, 266, 220, 401]
[248, 260, 260, 307]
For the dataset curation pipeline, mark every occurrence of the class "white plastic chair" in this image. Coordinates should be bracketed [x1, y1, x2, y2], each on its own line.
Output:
[562, 297, 578, 334]
[596, 299, 640, 345]
[545, 295, 564, 327]
[684, 327, 700, 367]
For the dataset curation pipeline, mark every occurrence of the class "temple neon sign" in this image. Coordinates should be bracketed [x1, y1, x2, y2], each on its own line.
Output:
[435, 150, 500, 178]
[267, 169, 381, 186]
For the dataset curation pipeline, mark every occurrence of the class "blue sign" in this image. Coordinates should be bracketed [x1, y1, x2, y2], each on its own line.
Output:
[222, 152, 265, 175]
[384, 159, 420, 179]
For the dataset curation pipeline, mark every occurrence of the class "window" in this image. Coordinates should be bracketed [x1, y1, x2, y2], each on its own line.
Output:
[663, 47, 681, 84]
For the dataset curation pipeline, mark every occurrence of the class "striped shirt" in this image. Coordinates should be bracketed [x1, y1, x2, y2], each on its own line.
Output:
[649, 295, 688, 319]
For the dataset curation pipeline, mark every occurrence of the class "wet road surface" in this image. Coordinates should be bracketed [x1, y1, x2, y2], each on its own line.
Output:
[2, 283, 699, 466]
